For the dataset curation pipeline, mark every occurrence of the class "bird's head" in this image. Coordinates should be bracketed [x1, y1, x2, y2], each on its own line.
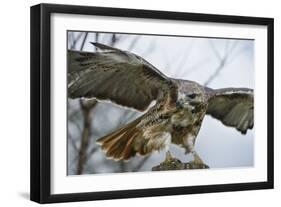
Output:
[176, 87, 204, 112]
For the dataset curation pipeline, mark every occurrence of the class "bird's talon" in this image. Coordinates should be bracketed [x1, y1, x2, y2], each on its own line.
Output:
[163, 151, 173, 162]
[187, 160, 209, 169]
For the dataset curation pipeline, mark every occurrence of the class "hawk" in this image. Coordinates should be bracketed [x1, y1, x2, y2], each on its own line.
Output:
[68, 42, 254, 166]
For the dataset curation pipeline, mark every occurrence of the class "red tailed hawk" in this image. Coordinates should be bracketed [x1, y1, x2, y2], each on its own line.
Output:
[68, 43, 254, 166]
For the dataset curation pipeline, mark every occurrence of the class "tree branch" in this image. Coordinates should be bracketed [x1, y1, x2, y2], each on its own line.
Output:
[133, 156, 151, 172]
[80, 32, 89, 51]
[76, 99, 97, 175]
[204, 40, 238, 86]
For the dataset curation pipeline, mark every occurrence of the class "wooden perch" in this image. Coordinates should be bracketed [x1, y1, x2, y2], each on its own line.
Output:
[152, 152, 209, 171]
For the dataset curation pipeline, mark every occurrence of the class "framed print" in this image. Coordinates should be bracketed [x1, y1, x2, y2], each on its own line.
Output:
[30, 3, 274, 203]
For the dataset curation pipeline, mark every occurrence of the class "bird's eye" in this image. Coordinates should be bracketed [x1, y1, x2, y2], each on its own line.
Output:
[187, 93, 197, 99]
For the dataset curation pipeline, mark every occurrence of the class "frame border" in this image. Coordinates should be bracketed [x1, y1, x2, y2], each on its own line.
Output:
[30, 3, 274, 203]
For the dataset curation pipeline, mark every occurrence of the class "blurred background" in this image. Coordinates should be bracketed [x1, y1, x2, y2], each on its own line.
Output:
[67, 31, 254, 175]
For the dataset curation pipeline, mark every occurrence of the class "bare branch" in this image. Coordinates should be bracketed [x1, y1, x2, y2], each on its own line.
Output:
[69, 119, 82, 134]
[71, 32, 84, 49]
[203, 57, 226, 86]
[204, 40, 239, 86]
[85, 145, 99, 163]
[76, 99, 97, 175]
[127, 36, 140, 51]
[140, 41, 156, 56]
[132, 156, 151, 172]
[68, 133, 79, 152]
[208, 39, 222, 61]
[69, 32, 75, 49]
[80, 32, 89, 51]
[68, 109, 80, 121]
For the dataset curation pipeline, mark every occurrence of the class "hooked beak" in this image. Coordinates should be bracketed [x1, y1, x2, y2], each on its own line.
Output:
[176, 100, 195, 111]
[189, 100, 201, 106]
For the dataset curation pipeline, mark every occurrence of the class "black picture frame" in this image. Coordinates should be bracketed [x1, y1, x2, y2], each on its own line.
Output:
[30, 3, 274, 204]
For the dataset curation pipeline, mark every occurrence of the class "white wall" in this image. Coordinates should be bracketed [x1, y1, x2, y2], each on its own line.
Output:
[0, 0, 279, 206]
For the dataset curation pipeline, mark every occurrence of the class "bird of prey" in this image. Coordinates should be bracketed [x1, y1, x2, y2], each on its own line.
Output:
[68, 42, 254, 166]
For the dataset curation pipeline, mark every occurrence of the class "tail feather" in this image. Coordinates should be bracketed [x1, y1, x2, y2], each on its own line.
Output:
[120, 132, 138, 160]
[96, 117, 144, 160]
[105, 134, 131, 158]
[101, 132, 126, 152]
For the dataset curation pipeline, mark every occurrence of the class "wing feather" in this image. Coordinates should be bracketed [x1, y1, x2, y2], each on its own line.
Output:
[68, 43, 175, 111]
[206, 87, 254, 134]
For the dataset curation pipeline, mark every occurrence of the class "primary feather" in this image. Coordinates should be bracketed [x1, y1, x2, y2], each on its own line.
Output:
[68, 43, 173, 111]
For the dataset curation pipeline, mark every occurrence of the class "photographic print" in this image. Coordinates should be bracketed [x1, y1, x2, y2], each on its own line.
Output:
[67, 31, 254, 175]
[31, 4, 273, 203]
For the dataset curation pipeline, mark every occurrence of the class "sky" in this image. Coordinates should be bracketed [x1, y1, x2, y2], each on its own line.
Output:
[67, 31, 254, 174]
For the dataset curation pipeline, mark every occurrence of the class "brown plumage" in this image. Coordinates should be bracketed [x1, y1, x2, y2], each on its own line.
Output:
[68, 43, 254, 164]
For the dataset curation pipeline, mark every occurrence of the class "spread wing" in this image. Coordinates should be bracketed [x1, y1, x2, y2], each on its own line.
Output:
[68, 43, 175, 111]
[205, 87, 254, 134]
